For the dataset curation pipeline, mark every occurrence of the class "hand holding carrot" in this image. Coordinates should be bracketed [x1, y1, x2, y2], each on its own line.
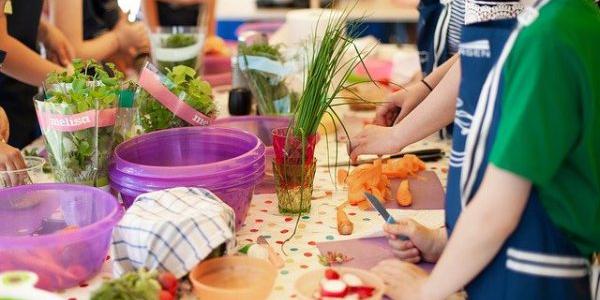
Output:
[349, 125, 404, 162]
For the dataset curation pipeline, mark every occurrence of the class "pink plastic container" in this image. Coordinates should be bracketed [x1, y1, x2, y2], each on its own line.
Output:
[0, 184, 123, 291]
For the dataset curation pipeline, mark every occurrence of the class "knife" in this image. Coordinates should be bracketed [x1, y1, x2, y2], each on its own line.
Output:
[364, 192, 408, 241]
[318, 148, 444, 167]
[257, 235, 285, 268]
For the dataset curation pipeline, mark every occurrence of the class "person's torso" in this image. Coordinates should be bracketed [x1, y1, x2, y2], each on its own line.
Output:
[444, 2, 593, 298]
[0, 0, 43, 148]
[83, 0, 120, 40]
[157, 2, 199, 27]
[502, 0, 600, 257]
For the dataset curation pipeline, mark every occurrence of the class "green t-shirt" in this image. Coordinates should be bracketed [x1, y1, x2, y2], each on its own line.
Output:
[490, 0, 600, 257]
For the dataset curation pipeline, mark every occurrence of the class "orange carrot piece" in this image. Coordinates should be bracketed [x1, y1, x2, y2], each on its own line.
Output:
[348, 186, 365, 204]
[396, 180, 412, 207]
[357, 200, 371, 210]
[337, 169, 349, 185]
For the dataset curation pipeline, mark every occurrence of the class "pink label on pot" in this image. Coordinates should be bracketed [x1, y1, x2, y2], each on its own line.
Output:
[138, 67, 213, 126]
[36, 108, 117, 132]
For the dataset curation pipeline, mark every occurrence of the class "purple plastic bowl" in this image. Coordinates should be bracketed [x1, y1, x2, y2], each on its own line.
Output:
[110, 159, 264, 192]
[110, 166, 264, 228]
[108, 148, 265, 189]
[0, 183, 123, 291]
[113, 127, 265, 179]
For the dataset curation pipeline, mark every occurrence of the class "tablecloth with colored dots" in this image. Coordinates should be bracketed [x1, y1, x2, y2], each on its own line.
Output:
[55, 134, 450, 300]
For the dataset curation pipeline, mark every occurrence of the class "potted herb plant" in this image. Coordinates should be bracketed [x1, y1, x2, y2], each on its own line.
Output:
[130, 63, 216, 136]
[35, 60, 123, 187]
[273, 9, 372, 214]
[238, 41, 299, 115]
[150, 26, 205, 72]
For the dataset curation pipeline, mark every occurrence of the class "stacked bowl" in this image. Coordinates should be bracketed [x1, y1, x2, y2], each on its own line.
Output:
[109, 127, 265, 229]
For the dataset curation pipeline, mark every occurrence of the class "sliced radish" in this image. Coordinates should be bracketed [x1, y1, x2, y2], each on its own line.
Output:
[341, 273, 363, 287]
[321, 279, 348, 298]
[348, 286, 376, 299]
[325, 268, 341, 280]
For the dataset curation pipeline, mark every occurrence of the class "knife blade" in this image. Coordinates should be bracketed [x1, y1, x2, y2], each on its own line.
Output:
[364, 192, 408, 241]
[318, 148, 444, 167]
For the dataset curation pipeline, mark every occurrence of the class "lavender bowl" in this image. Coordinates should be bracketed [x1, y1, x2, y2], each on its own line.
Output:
[0, 184, 123, 291]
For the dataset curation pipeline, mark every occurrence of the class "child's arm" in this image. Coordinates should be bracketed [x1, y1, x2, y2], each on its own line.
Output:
[349, 60, 460, 160]
[0, 0, 63, 86]
[421, 165, 531, 299]
[142, 0, 160, 29]
[374, 54, 459, 127]
[49, 0, 149, 60]
[38, 19, 75, 67]
[372, 165, 531, 300]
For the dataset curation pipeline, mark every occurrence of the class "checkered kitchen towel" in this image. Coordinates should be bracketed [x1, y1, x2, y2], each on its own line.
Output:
[111, 187, 236, 278]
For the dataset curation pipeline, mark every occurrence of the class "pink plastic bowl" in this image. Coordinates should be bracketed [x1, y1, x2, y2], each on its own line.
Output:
[0, 184, 123, 291]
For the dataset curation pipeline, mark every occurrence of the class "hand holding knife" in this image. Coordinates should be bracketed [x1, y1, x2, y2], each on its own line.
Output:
[364, 192, 409, 241]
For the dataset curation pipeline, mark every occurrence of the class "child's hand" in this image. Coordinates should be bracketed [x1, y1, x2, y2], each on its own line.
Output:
[0, 107, 9, 142]
[0, 142, 27, 187]
[115, 21, 150, 55]
[373, 81, 430, 127]
[349, 125, 402, 162]
[40, 23, 75, 67]
[371, 259, 428, 300]
[384, 218, 446, 263]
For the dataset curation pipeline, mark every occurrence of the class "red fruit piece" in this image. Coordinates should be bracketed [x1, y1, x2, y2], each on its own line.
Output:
[158, 272, 178, 295]
[159, 290, 174, 300]
[320, 280, 347, 298]
[348, 286, 375, 299]
[324, 269, 340, 280]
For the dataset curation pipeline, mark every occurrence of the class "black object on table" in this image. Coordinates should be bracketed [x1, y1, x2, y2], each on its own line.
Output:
[228, 88, 253, 116]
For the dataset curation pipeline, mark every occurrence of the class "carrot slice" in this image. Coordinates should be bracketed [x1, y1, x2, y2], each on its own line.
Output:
[337, 169, 349, 185]
[357, 200, 371, 210]
[348, 186, 365, 204]
[396, 180, 412, 207]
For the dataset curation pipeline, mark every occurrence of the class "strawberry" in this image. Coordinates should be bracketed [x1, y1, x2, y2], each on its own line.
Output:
[158, 272, 178, 295]
[324, 269, 340, 280]
[159, 290, 174, 300]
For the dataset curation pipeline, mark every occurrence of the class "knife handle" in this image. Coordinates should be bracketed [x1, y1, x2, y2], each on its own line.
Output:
[389, 148, 442, 159]
[386, 216, 409, 241]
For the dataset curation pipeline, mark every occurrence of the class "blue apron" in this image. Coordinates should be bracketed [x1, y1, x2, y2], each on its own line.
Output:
[417, 0, 451, 75]
[445, 3, 591, 299]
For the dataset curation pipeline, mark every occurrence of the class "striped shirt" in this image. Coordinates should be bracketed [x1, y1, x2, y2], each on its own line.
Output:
[447, 0, 466, 55]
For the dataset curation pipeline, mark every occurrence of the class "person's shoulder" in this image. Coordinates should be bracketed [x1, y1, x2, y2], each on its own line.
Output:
[521, 0, 600, 43]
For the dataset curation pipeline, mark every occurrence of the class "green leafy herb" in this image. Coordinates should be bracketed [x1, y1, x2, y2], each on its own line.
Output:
[162, 33, 196, 48]
[292, 10, 372, 138]
[91, 269, 161, 300]
[39, 59, 124, 186]
[135, 65, 216, 133]
[239, 42, 294, 115]
[157, 33, 199, 71]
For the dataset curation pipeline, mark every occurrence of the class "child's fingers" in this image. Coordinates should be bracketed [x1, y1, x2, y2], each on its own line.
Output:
[391, 249, 421, 263]
[388, 238, 414, 251]
[390, 245, 419, 259]
[384, 219, 414, 237]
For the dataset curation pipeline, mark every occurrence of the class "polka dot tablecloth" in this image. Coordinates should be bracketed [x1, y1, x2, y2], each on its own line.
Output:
[53, 135, 450, 300]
